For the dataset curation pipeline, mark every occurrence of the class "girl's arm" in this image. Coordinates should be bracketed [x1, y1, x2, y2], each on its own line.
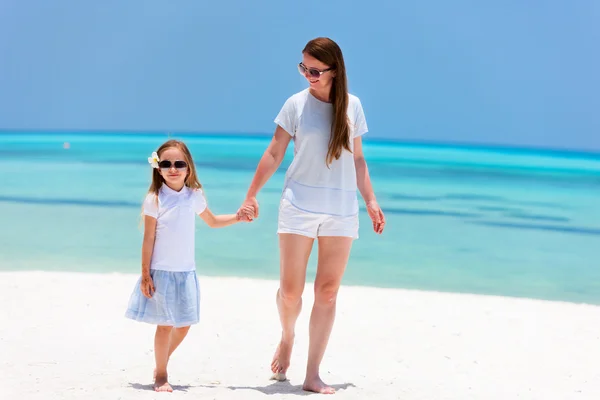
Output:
[199, 208, 243, 228]
[142, 216, 157, 273]
[140, 215, 157, 297]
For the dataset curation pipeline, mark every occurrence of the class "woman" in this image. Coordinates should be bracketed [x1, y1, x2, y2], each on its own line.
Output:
[238, 37, 385, 394]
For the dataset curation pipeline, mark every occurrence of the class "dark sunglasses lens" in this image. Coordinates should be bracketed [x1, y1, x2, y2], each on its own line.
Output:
[174, 161, 187, 169]
[158, 160, 171, 169]
[308, 68, 320, 78]
[298, 63, 321, 79]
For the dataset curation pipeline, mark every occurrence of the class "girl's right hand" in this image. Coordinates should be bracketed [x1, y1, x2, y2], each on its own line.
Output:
[140, 274, 155, 298]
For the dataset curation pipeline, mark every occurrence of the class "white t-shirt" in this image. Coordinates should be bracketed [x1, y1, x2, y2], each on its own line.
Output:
[142, 184, 207, 272]
[274, 88, 368, 216]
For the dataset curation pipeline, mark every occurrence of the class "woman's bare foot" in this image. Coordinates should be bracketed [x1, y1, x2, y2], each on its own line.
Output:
[154, 374, 173, 392]
[303, 375, 335, 394]
[270, 335, 294, 380]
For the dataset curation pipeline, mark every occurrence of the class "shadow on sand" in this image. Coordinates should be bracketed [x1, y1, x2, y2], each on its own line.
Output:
[128, 380, 356, 395]
[128, 382, 192, 392]
[226, 381, 356, 396]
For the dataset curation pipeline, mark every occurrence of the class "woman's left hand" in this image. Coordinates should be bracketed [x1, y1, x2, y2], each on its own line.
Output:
[366, 200, 385, 234]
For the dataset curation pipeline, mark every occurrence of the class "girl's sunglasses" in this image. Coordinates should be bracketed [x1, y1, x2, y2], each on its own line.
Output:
[298, 62, 334, 79]
[158, 160, 188, 171]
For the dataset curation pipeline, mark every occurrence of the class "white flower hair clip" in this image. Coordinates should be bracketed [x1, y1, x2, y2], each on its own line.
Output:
[148, 152, 160, 169]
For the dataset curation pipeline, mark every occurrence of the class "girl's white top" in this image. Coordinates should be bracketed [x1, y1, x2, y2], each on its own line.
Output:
[142, 184, 207, 272]
[275, 89, 369, 216]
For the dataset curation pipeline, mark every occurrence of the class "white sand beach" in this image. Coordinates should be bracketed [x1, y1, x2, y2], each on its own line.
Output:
[1, 271, 599, 399]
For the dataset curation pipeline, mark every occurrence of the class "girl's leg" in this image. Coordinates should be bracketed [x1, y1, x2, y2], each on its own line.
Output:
[271, 233, 314, 379]
[303, 236, 353, 394]
[153, 326, 192, 380]
[168, 326, 191, 358]
[154, 325, 174, 392]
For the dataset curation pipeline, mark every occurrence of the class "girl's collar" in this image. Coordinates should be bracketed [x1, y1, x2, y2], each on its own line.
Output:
[161, 183, 187, 195]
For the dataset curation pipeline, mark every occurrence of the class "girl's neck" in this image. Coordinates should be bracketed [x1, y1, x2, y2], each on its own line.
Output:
[165, 182, 185, 192]
[309, 86, 331, 103]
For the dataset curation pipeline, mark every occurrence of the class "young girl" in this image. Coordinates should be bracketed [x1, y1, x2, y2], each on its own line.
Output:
[125, 139, 252, 393]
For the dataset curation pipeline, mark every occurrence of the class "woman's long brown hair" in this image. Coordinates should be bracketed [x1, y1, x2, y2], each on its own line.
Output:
[303, 37, 351, 165]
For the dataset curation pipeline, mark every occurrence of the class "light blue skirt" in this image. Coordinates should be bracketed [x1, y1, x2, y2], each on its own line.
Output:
[125, 269, 200, 328]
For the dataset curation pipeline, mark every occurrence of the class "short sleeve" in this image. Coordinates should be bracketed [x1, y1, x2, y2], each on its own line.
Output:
[193, 189, 208, 215]
[353, 98, 369, 138]
[274, 96, 297, 137]
[142, 193, 159, 218]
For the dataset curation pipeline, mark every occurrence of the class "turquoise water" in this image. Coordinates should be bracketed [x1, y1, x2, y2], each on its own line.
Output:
[1, 132, 599, 304]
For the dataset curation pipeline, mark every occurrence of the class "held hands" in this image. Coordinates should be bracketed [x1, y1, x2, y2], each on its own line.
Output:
[236, 196, 259, 222]
[366, 200, 386, 234]
[140, 274, 155, 299]
[236, 205, 255, 222]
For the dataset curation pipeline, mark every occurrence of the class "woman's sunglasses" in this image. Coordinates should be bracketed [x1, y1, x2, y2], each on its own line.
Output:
[298, 62, 334, 79]
[158, 160, 188, 171]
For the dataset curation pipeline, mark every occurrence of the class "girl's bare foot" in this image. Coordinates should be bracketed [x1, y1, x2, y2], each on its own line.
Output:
[154, 374, 173, 392]
[270, 335, 294, 380]
[303, 375, 335, 394]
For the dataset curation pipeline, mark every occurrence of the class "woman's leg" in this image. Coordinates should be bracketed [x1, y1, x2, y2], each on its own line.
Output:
[271, 233, 314, 378]
[154, 325, 174, 392]
[303, 236, 353, 394]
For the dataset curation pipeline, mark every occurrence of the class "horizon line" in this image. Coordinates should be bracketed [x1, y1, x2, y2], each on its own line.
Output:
[1, 128, 599, 159]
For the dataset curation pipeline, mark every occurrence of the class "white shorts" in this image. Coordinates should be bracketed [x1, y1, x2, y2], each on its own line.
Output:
[277, 198, 359, 239]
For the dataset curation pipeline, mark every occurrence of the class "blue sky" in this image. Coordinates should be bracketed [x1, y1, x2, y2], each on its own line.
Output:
[1, 0, 598, 151]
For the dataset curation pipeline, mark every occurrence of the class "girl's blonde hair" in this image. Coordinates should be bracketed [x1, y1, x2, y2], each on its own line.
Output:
[139, 140, 202, 228]
[147, 139, 202, 197]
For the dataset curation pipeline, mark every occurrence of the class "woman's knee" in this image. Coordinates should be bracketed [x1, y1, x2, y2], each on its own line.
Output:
[314, 281, 340, 306]
[278, 285, 303, 307]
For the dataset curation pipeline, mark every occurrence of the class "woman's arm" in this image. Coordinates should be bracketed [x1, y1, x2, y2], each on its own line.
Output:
[354, 136, 385, 234]
[354, 136, 376, 204]
[241, 126, 292, 217]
